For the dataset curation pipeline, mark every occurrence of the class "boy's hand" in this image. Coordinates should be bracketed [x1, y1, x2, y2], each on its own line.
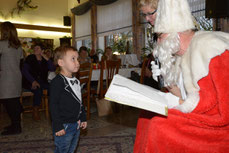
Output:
[80, 122, 87, 129]
[55, 129, 66, 136]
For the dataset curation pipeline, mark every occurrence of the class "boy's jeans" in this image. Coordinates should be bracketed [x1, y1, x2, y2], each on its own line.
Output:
[54, 122, 80, 153]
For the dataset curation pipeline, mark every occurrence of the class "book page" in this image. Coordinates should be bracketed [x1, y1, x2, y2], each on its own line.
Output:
[105, 84, 168, 115]
[105, 74, 170, 116]
[112, 74, 168, 105]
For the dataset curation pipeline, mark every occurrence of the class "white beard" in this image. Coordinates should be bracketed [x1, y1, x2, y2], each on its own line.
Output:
[153, 33, 181, 87]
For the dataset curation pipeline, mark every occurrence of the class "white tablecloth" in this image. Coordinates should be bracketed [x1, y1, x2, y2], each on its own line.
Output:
[91, 67, 141, 81]
[119, 54, 140, 66]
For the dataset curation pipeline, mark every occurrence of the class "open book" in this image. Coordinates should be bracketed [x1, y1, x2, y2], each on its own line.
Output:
[105, 74, 179, 116]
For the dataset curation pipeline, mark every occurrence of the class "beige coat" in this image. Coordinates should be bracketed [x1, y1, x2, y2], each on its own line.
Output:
[0, 40, 23, 99]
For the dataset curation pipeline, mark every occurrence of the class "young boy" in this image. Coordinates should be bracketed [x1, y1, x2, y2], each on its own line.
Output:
[50, 46, 87, 153]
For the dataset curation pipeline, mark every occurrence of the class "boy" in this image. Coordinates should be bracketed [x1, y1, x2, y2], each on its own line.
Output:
[50, 46, 87, 153]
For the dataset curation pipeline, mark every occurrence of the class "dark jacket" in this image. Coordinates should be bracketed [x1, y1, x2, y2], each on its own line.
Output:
[22, 54, 55, 89]
[49, 74, 86, 133]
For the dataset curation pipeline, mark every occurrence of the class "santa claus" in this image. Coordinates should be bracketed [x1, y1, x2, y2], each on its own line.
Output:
[134, 0, 229, 152]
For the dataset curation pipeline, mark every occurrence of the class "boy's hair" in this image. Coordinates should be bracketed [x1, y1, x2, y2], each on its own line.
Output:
[54, 46, 77, 66]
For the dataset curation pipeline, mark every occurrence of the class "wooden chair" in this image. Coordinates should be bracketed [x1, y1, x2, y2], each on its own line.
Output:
[20, 91, 34, 119]
[41, 89, 49, 119]
[20, 89, 49, 119]
[99, 59, 121, 99]
[77, 62, 93, 119]
[20, 91, 34, 113]
[140, 58, 148, 84]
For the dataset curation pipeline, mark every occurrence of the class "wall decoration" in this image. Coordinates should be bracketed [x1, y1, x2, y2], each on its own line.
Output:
[0, 0, 38, 18]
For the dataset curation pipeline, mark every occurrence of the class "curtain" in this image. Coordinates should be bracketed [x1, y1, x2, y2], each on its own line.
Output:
[91, 0, 118, 5]
[97, 0, 132, 37]
[75, 10, 91, 41]
[71, 1, 92, 16]
[187, 0, 205, 18]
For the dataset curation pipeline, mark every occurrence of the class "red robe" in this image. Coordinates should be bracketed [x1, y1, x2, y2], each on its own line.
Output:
[134, 51, 229, 153]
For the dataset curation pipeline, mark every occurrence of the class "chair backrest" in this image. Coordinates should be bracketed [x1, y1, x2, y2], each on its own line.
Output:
[77, 62, 93, 95]
[99, 59, 121, 98]
[140, 58, 148, 84]
[77, 62, 93, 119]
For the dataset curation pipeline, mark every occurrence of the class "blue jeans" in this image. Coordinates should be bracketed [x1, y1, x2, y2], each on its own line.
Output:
[54, 122, 80, 153]
[30, 81, 49, 106]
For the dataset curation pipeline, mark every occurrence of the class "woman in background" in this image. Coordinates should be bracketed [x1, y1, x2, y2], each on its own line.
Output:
[89, 49, 99, 63]
[22, 43, 55, 121]
[78, 46, 91, 64]
[0, 21, 24, 135]
[102, 47, 118, 61]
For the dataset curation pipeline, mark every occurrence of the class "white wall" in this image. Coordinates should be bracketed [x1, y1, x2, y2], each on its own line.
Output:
[0, 0, 71, 47]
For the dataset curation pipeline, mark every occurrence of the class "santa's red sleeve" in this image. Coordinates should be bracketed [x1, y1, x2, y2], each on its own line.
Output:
[134, 51, 229, 153]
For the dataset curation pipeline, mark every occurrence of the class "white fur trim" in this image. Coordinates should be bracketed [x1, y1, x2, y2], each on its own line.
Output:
[176, 31, 229, 113]
[154, 0, 194, 33]
[174, 92, 199, 113]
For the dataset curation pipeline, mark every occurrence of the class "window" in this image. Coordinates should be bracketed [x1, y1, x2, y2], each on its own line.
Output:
[104, 31, 133, 54]
[188, 0, 213, 30]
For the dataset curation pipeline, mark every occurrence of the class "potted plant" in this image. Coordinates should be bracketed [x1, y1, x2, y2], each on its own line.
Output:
[59, 36, 72, 46]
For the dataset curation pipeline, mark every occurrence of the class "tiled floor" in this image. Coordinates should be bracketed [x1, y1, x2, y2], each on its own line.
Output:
[0, 103, 140, 153]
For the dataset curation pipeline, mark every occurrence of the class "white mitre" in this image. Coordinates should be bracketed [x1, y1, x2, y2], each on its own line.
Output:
[154, 0, 195, 33]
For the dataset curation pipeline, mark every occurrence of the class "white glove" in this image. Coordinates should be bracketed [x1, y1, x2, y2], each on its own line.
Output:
[151, 61, 161, 82]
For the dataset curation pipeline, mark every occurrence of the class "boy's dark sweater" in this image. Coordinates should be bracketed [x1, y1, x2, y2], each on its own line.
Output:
[49, 74, 86, 133]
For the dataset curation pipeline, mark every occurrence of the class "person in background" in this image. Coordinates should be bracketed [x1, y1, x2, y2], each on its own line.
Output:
[89, 49, 99, 63]
[144, 54, 160, 90]
[22, 43, 55, 121]
[143, 33, 160, 89]
[50, 46, 87, 153]
[21, 41, 31, 57]
[140, 0, 158, 26]
[44, 49, 53, 61]
[78, 46, 91, 64]
[102, 46, 118, 61]
[44, 49, 56, 82]
[134, 0, 229, 152]
[0, 21, 23, 135]
[139, 0, 160, 89]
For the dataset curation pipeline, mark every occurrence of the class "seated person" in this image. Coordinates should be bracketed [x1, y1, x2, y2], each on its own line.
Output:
[22, 43, 56, 121]
[89, 49, 99, 63]
[78, 46, 91, 64]
[102, 46, 118, 61]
